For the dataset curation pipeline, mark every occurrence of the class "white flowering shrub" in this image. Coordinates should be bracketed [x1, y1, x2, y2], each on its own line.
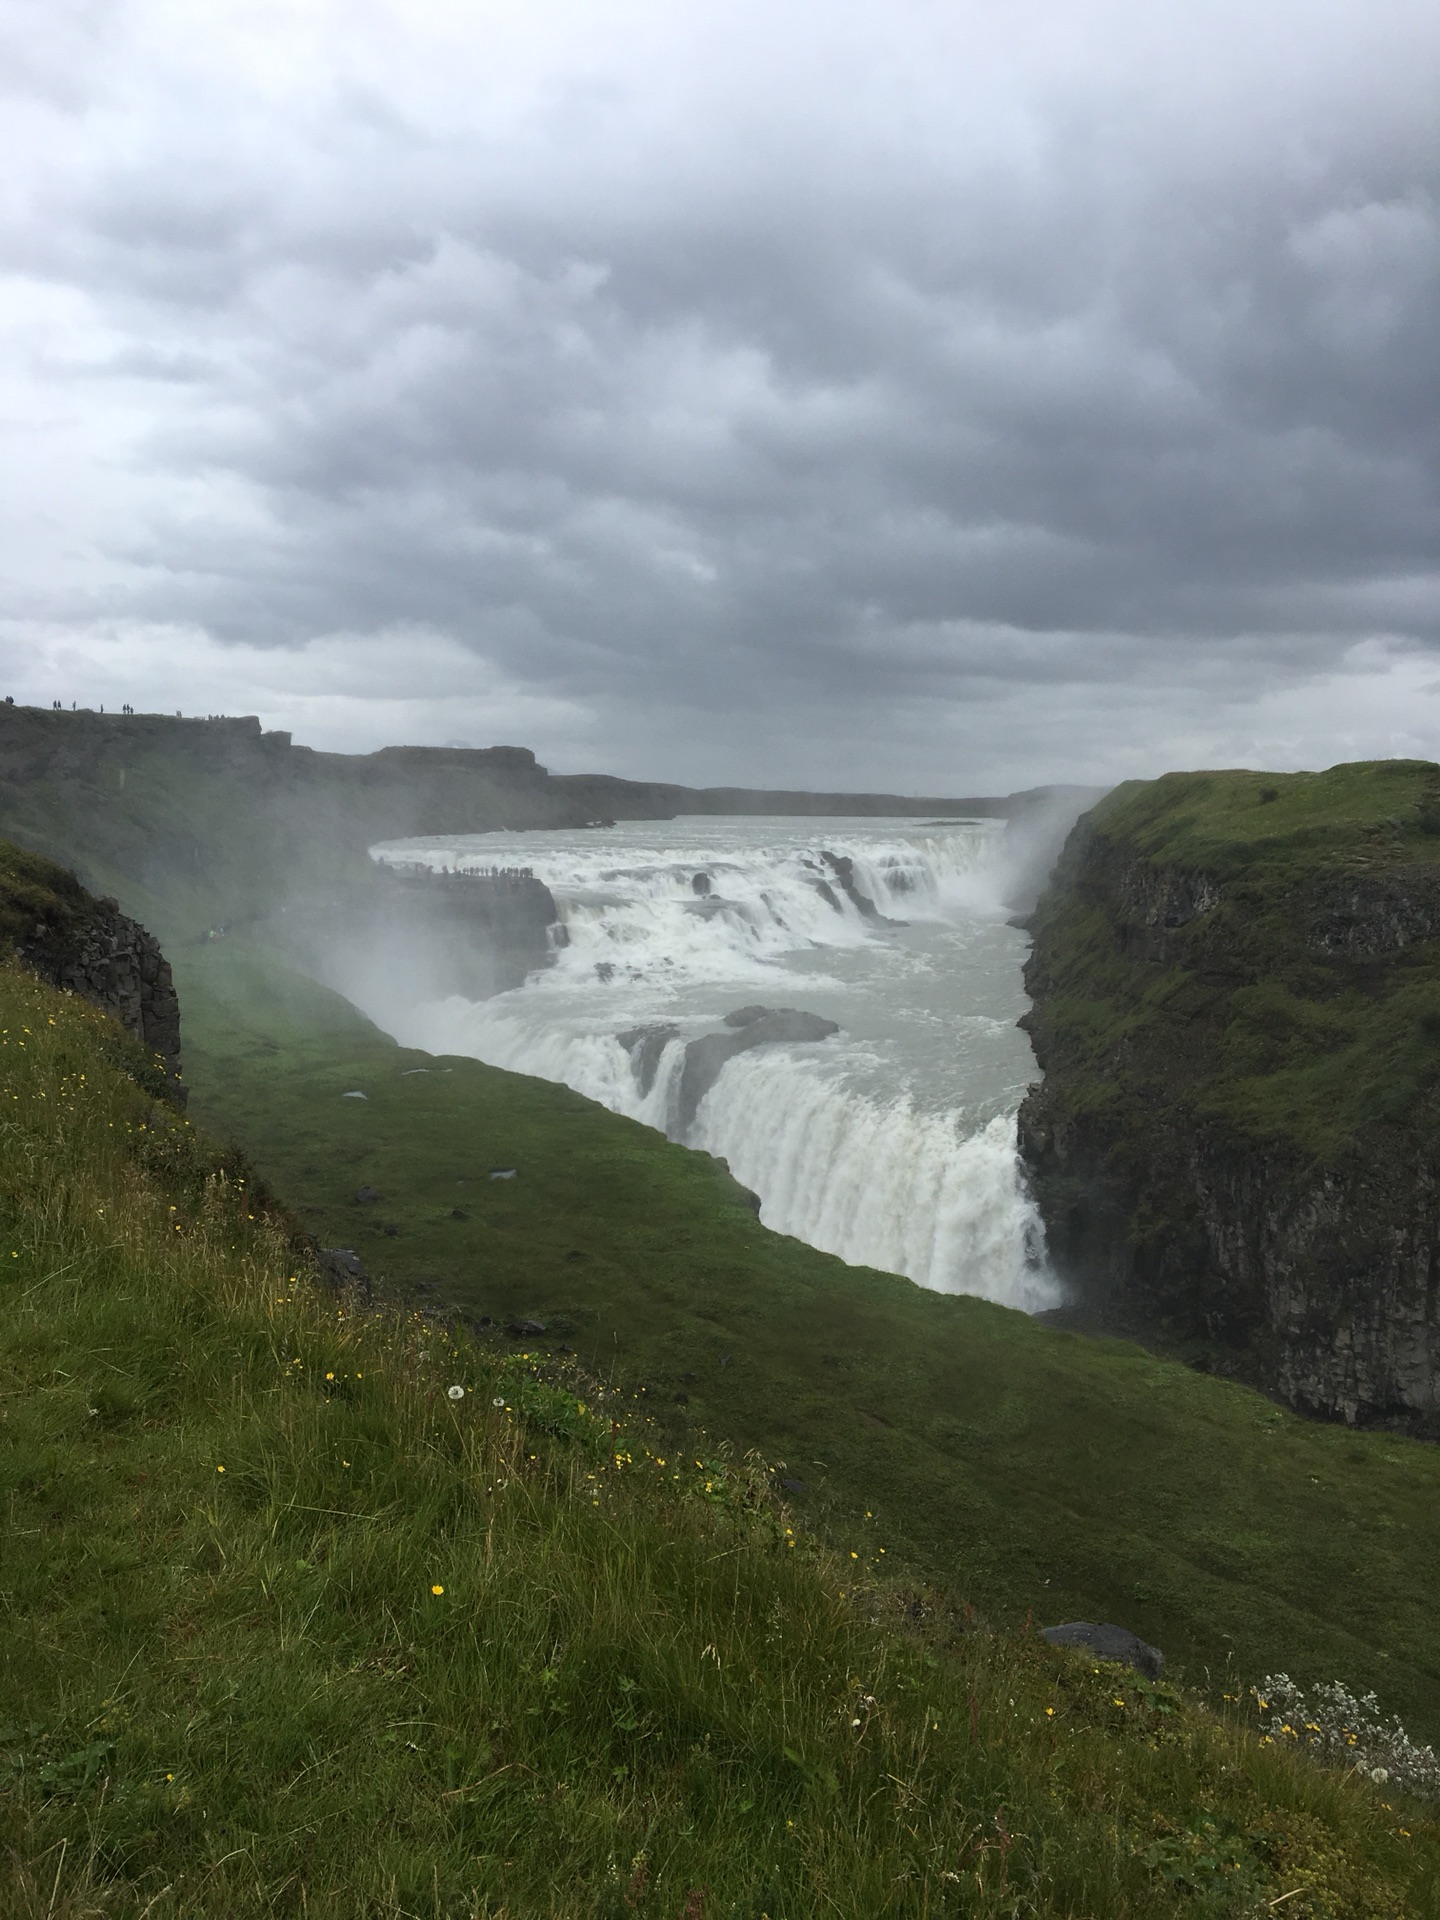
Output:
[1252, 1673, 1440, 1800]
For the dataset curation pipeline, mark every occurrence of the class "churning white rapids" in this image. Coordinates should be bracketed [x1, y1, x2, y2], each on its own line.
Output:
[366, 817, 1057, 1314]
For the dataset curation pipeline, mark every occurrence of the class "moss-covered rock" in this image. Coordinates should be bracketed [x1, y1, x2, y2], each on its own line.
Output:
[0, 838, 184, 1100]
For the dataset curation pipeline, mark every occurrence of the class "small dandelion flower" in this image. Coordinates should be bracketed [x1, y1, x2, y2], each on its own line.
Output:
[325, 1372, 335, 1381]
[447, 1385, 465, 1401]
[1045, 1707, 1055, 1717]
[493, 1396, 506, 1407]
[850, 1551, 858, 1560]
[431, 1583, 445, 1596]
[216, 1464, 226, 1473]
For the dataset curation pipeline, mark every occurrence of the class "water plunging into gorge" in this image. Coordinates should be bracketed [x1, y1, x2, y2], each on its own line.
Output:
[356, 817, 1056, 1313]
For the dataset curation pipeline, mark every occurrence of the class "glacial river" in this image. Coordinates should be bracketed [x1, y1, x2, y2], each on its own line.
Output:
[362, 817, 1056, 1313]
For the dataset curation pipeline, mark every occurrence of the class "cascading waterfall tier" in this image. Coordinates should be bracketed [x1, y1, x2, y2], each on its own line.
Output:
[360, 816, 1057, 1312]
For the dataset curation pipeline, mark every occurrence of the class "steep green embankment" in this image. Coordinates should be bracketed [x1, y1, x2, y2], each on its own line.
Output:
[4, 947, 1440, 1915]
[1019, 760, 1440, 1428]
[169, 931, 1440, 1752]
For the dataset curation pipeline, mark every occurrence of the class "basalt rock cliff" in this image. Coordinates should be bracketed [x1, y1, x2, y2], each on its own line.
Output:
[0, 839, 184, 1100]
[1018, 761, 1440, 1434]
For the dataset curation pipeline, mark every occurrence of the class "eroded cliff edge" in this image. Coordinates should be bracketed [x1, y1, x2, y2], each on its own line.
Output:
[1017, 760, 1440, 1434]
[0, 839, 184, 1101]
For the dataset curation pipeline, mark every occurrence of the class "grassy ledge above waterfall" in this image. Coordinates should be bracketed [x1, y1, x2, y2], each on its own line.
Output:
[5, 961, 1440, 1917]
[1024, 759, 1440, 1157]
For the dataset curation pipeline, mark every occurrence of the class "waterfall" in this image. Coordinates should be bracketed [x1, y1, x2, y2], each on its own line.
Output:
[362, 817, 1057, 1312]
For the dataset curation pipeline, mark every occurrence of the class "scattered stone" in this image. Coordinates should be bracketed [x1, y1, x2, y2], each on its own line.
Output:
[691, 872, 712, 896]
[1040, 1622, 1165, 1680]
[780, 1476, 808, 1496]
[489, 1167, 518, 1180]
[316, 1247, 370, 1299]
[719, 1353, 732, 1368]
[319, 1247, 365, 1278]
[355, 1185, 380, 1203]
[722, 1005, 770, 1028]
[507, 1318, 547, 1337]
[450, 1208, 470, 1220]
[382, 1225, 400, 1237]
[341, 1090, 368, 1100]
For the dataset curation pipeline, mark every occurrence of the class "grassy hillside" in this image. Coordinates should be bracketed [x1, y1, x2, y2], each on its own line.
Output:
[4, 958, 1440, 1916]
[1037, 760, 1440, 1159]
[168, 936, 1440, 1753]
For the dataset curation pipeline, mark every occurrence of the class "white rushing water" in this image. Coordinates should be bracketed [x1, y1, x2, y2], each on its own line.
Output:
[361, 817, 1057, 1312]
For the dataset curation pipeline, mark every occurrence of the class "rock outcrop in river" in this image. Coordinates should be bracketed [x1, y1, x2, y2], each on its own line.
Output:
[1018, 760, 1440, 1434]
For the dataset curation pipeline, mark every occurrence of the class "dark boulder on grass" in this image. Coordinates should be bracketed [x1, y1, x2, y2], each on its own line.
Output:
[319, 1246, 366, 1279]
[1040, 1621, 1165, 1679]
[317, 1247, 371, 1302]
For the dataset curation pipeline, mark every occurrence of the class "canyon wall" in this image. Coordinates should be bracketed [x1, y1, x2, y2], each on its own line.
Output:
[1018, 761, 1440, 1433]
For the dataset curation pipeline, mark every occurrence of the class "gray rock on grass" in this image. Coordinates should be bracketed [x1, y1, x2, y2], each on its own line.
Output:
[1040, 1621, 1165, 1679]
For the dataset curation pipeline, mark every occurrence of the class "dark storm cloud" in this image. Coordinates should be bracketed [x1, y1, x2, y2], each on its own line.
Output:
[2, 0, 1438, 786]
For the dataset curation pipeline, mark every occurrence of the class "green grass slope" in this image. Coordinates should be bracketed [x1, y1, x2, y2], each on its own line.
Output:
[170, 937, 1440, 1751]
[1036, 760, 1440, 1159]
[4, 958, 1440, 1917]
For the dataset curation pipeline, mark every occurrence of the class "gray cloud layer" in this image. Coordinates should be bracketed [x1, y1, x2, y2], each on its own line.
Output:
[1, 0, 1437, 789]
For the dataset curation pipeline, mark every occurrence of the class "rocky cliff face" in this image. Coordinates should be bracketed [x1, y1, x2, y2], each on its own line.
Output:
[0, 840, 183, 1100]
[1017, 763, 1440, 1434]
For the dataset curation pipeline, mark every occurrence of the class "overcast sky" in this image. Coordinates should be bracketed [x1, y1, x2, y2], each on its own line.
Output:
[1, 0, 1437, 793]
